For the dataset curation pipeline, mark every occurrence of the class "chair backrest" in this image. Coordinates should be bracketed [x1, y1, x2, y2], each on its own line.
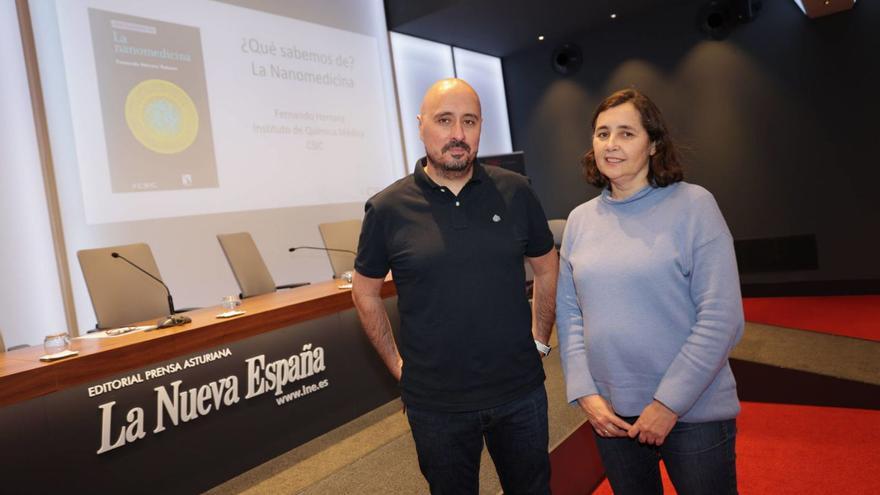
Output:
[217, 232, 277, 298]
[318, 219, 362, 278]
[548, 219, 567, 248]
[0, 329, 5, 352]
[77, 243, 170, 329]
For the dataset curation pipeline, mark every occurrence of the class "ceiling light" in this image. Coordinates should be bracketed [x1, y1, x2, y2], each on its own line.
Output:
[538, 35, 544, 41]
[610, 13, 617, 19]
[791, 0, 856, 18]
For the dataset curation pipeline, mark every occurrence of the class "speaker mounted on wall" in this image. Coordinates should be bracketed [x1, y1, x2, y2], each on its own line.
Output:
[551, 43, 583, 76]
[734, 233, 819, 274]
[697, 0, 762, 40]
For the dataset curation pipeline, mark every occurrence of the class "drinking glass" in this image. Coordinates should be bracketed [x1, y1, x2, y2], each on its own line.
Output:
[43, 332, 70, 355]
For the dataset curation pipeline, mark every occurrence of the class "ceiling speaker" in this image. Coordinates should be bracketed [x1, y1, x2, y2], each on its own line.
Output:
[551, 43, 582, 76]
[697, 1, 761, 40]
[697, 0, 736, 39]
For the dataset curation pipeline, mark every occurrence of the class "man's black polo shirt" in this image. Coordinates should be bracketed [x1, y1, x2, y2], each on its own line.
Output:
[355, 159, 554, 412]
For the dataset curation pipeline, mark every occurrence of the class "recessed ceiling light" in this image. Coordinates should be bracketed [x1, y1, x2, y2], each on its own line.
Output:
[538, 35, 545, 41]
[610, 13, 617, 19]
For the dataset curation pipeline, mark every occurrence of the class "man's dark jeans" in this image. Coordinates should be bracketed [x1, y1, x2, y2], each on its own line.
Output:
[406, 385, 551, 495]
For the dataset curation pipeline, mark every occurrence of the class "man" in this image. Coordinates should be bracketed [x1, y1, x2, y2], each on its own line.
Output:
[352, 78, 558, 494]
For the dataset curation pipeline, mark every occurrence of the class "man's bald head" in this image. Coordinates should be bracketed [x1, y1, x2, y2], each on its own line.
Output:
[419, 78, 482, 118]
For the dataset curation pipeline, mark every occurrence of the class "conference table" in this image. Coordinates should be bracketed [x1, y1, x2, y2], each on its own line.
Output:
[0, 278, 399, 494]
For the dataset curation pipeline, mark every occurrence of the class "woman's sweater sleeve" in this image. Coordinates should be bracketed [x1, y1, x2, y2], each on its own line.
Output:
[556, 216, 599, 404]
[654, 198, 745, 415]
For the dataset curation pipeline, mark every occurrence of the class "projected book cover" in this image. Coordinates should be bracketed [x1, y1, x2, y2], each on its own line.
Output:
[89, 8, 218, 193]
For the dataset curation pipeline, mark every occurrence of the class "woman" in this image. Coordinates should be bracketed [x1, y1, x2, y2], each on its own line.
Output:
[556, 88, 744, 495]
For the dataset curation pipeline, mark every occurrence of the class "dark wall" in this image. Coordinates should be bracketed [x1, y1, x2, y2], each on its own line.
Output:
[503, 0, 880, 287]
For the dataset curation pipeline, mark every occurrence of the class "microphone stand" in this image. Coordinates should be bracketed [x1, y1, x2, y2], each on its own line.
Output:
[288, 246, 357, 256]
[289, 246, 357, 281]
[111, 252, 189, 328]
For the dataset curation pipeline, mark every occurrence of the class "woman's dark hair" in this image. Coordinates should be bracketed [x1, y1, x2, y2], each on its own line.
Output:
[581, 88, 683, 189]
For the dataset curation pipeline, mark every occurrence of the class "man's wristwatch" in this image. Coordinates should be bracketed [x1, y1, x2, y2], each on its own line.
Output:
[534, 339, 552, 356]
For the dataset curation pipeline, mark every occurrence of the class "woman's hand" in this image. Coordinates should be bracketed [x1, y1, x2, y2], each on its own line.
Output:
[628, 400, 678, 445]
[577, 395, 632, 438]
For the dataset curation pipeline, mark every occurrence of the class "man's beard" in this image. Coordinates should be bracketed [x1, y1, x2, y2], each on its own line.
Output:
[426, 140, 475, 177]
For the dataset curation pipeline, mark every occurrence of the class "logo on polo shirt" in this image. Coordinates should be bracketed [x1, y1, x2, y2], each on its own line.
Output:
[491, 214, 501, 222]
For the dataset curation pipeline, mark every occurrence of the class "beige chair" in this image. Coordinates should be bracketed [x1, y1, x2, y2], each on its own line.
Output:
[217, 232, 308, 299]
[317, 219, 362, 278]
[525, 219, 567, 298]
[0, 329, 28, 352]
[548, 218, 567, 248]
[77, 243, 172, 329]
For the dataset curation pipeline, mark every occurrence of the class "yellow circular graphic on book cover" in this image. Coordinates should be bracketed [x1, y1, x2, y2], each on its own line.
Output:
[125, 79, 199, 154]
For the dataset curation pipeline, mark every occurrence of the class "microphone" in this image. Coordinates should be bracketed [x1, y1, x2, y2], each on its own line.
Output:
[288, 246, 356, 256]
[111, 251, 176, 316]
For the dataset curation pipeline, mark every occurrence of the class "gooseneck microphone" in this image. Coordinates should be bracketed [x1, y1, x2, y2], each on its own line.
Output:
[288, 246, 356, 256]
[111, 252, 175, 315]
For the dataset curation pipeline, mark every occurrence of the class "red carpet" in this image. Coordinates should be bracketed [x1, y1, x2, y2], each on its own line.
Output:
[742, 295, 880, 342]
[592, 401, 880, 494]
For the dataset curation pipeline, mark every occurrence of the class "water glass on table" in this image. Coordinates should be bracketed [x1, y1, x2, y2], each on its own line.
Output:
[221, 295, 241, 311]
[43, 332, 70, 355]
